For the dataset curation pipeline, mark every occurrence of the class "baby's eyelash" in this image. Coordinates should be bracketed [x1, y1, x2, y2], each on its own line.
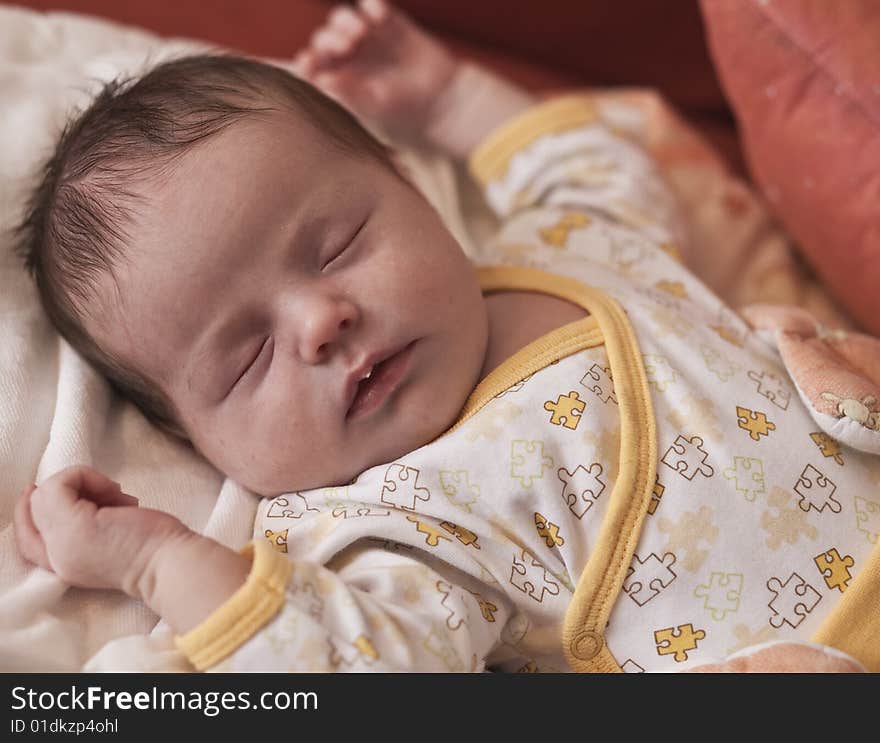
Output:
[323, 216, 368, 270]
[232, 336, 271, 390]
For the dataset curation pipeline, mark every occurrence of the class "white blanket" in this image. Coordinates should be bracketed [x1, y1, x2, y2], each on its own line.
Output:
[0, 4, 477, 672]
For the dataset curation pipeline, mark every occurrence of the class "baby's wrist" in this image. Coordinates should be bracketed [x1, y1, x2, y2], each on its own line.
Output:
[424, 63, 535, 160]
[128, 526, 199, 605]
[136, 530, 253, 635]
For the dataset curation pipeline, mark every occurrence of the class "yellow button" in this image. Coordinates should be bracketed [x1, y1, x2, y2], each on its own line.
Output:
[571, 629, 603, 660]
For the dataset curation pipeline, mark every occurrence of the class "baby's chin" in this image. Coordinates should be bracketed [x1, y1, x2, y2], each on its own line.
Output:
[258, 432, 441, 496]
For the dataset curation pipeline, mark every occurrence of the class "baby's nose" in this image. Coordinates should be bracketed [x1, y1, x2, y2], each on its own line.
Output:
[297, 293, 359, 363]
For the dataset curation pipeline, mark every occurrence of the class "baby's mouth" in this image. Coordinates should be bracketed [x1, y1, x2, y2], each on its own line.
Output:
[346, 342, 416, 420]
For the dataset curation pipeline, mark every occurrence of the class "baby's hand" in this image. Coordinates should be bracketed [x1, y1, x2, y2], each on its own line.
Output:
[293, 0, 458, 142]
[13, 466, 190, 600]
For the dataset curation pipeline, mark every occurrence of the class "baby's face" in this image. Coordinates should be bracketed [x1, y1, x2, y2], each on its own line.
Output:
[91, 110, 488, 494]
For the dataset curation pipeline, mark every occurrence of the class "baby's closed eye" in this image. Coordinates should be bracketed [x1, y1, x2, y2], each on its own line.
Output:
[230, 335, 274, 394]
[322, 215, 369, 271]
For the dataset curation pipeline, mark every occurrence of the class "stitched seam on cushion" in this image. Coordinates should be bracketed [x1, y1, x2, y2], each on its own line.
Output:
[750, 0, 880, 127]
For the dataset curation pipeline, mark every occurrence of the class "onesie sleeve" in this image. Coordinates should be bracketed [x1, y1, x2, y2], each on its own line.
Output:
[175, 538, 511, 672]
[468, 95, 683, 244]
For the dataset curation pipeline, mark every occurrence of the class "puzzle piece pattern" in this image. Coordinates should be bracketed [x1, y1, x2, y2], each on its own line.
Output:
[436, 580, 465, 630]
[439, 521, 481, 549]
[747, 369, 791, 410]
[467, 589, 498, 623]
[736, 406, 776, 441]
[809, 432, 844, 466]
[639, 285, 679, 310]
[423, 625, 465, 671]
[658, 506, 719, 572]
[767, 573, 821, 629]
[464, 401, 521, 442]
[329, 635, 379, 668]
[439, 470, 480, 511]
[694, 572, 743, 620]
[711, 324, 745, 348]
[701, 345, 740, 382]
[794, 464, 840, 513]
[655, 279, 688, 298]
[621, 659, 646, 673]
[580, 363, 617, 404]
[511, 440, 555, 487]
[534, 512, 565, 547]
[654, 624, 706, 662]
[643, 354, 678, 392]
[538, 212, 591, 247]
[647, 477, 665, 515]
[264, 528, 289, 554]
[510, 549, 561, 603]
[854, 496, 880, 544]
[544, 391, 586, 430]
[289, 579, 324, 619]
[722, 456, 766, 502]
[650, 305, 695, 339]
[558, 463, 606, 518]
[266, 493, 319, 519]
[406, 516, 453, 548]
[666, 393, 724, 444]
[610, 236, 650, 271]
[623, 552, 677, 606]
[381, 464, 431, 510]
[814, 548, 854, 593]
[761, 487, 819, 551]
[327, 499, 391, 519]
[661, 435, 715, 480]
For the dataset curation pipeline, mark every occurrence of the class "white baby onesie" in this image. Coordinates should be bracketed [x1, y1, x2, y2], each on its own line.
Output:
[176, 97, 880, 673]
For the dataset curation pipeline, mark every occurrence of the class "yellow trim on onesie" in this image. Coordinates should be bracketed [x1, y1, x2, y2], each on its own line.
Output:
[176, 537, 293, 671]
[467, 266, 658, 672]
[812, 538, 880, 672]
[444, 276, 601, 435]
[469, 95, 598, 186]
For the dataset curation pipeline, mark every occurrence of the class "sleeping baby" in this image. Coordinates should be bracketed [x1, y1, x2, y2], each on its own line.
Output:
[12, 0, 879, 672]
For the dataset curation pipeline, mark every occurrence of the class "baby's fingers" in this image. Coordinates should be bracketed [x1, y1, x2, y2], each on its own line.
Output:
[30, 466, 137, 533]
[311, 26, 358, 63]
[358, 0, 391, 26]
[13, 484, 51, 571]
[328, 5, 368, 42]
[302, 4, 372, 71]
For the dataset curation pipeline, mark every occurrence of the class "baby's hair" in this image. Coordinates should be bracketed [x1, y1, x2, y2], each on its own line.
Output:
[14, 53, 393, 438]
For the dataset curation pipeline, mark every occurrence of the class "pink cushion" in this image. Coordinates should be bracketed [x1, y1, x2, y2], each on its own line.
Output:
[700, 0, 880, 335]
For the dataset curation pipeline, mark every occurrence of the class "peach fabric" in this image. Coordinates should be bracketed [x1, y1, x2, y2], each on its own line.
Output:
[687, 641, 867, 673]
[700, 0, 880, 336]
[742, 303, 880, 455]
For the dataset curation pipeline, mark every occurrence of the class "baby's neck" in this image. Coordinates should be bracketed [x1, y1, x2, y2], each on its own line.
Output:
[478, 290, 589, 382]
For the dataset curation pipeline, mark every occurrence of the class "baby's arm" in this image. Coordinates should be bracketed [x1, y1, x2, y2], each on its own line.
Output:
[296, 0, 684, 245]
[176, 540, 511, 672]
[13, 466, 251, 635]
[293, 0, 535, 158]
[13, 466, 510, 671]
